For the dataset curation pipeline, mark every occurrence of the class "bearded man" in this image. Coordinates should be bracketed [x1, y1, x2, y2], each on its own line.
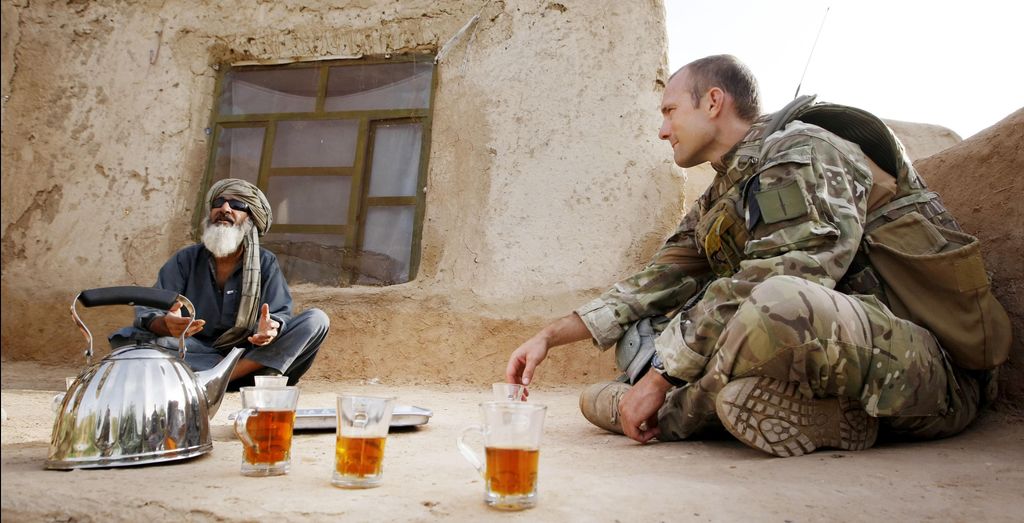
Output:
[111, 178, 329, 387]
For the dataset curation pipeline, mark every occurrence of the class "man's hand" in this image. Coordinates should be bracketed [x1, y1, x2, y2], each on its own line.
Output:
[247, 303, 280, 346]
[505, 313, 592, 386]
[156, 302, 206, 338]
[505, 336, 550, 386]
[619, 370, 673, 443]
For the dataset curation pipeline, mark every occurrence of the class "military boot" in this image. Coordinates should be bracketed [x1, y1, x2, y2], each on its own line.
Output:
[579, 381, 631, 435]
[715, 377, 878, 457]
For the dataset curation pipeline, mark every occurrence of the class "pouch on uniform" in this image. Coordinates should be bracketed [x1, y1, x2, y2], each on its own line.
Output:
[615, 316, 670, 384]
[864, 211, 1011, 370]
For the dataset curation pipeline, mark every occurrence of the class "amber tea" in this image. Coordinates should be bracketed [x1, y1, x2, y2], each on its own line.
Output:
[234, 386, 300, 477]
[332, 395, 396, 488]
[458, 402, 547, 510]
[243, 409, 296, 464]
[335, 436, 386, 477]
[485, 447, 539, 496]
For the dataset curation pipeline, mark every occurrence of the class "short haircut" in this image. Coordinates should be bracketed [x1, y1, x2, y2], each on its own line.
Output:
[676, 54, 762, 121]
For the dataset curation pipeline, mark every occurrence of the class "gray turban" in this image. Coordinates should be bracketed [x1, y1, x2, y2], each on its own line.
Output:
[206, 178, 273, 236]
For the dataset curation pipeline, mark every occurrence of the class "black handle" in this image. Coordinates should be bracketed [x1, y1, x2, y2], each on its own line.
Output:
[78, 286, 179, 310]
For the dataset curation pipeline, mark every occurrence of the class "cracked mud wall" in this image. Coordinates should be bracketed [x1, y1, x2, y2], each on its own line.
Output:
[1, 0, 676, 384]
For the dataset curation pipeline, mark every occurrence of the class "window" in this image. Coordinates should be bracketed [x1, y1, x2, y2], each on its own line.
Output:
[201, 57, 435, 286]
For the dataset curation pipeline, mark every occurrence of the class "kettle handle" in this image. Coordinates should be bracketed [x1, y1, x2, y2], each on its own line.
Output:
[72, 286, 197, 365]
[78, 286, 179, 309]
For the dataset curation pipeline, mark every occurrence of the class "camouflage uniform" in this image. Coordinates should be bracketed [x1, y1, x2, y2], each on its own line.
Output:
[576, 119, 980, 441]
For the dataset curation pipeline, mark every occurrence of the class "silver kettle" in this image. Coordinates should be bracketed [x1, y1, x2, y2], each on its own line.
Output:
[46, 286, 245, 469]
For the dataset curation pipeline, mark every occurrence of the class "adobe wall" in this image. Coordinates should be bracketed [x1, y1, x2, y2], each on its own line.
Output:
[1, 0, 676, 383]
[4, 1, 1017, 402]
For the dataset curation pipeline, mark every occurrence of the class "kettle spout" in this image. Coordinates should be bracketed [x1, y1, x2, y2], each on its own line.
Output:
[196, 347, 246, 418]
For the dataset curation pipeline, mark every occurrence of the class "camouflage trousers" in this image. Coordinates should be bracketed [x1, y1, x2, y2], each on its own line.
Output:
[656, 275, 980, 441]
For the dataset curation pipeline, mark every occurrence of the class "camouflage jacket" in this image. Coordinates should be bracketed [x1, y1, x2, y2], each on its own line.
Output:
[576, 120, 876, 381]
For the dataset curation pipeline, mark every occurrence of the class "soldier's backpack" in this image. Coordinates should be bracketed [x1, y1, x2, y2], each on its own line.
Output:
[760, 95, 1011, 370]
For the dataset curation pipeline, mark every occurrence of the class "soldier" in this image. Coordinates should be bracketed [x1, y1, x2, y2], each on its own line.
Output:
[505, 55, 1005, 457]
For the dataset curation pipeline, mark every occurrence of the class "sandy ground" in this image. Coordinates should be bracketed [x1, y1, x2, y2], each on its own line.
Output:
[2, 362, 1023, 522]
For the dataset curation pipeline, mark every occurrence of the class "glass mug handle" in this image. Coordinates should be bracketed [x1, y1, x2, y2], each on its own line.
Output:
[233, 408, 256, 448]
[456, 424, 485, 477]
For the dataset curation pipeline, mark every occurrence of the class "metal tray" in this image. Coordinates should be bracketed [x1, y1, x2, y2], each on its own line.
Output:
[228, 405, 433, 431]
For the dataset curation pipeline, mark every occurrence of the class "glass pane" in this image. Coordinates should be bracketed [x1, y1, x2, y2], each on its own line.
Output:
[271, 120, 358, 168]
[368, 123, 422, 197]
[218, 68, 318, 115]
[356, 205, 414, 285]
[212, 126, 265, 184]
[268, 176, 350, 225]
[325, 62, 433, 111]
[262, 232, 347, 286]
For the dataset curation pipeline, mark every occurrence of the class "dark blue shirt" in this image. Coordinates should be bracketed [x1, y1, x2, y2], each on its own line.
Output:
[135, 244, 292, 346]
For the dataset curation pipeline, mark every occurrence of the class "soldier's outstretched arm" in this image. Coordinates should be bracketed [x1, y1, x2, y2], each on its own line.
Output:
[506, 313, 592, 386]
[576, 206, 712, 350]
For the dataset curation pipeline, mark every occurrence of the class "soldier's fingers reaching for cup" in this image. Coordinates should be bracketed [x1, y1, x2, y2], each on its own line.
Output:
[506, 337, 549, 386]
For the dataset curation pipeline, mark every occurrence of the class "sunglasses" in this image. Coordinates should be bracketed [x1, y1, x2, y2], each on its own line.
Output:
[211, 197, 250, 213]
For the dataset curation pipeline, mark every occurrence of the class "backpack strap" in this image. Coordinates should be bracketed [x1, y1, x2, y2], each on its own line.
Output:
[764, 94, 817, 138]
[864, 190, 954, 234]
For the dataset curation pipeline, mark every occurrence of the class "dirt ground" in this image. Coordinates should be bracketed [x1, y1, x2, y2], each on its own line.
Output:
[2, 362, 1022, 522]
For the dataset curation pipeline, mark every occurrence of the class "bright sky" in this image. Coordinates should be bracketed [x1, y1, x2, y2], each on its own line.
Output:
[665, 0, 1023, 139]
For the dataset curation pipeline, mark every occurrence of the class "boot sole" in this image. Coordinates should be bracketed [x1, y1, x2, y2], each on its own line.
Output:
[716, 377, 879, 457]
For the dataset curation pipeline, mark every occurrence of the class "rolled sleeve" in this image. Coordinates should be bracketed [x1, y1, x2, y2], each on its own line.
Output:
[574, 298, 625, 350]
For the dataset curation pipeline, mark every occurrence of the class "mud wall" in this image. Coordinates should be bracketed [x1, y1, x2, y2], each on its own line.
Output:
[1, 0, 676, 384]
[5, 1, 1018, 401]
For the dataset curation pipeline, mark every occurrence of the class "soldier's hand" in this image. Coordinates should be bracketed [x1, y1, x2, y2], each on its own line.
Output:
[506, 336, 550, 386]
[619, 371, 672, 443]
[161, 302, 205, 338]
[247, 303, 280, 347]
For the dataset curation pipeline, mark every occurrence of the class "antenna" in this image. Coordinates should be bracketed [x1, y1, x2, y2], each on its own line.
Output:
[794, 6, 830, 99]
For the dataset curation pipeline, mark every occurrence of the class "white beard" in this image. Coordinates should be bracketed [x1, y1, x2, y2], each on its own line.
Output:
[202, 218, 249, 257]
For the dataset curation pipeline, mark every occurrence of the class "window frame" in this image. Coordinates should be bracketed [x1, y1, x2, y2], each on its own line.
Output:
[195, 55, 437, 285]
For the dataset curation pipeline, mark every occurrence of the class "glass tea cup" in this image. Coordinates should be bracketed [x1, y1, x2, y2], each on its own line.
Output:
[492, 382, 527, 402]
[457, 401, 547, 510]
[332, 394, 396, 488]
[233, 386, 300, 477]
[254, 375, 289, 387]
